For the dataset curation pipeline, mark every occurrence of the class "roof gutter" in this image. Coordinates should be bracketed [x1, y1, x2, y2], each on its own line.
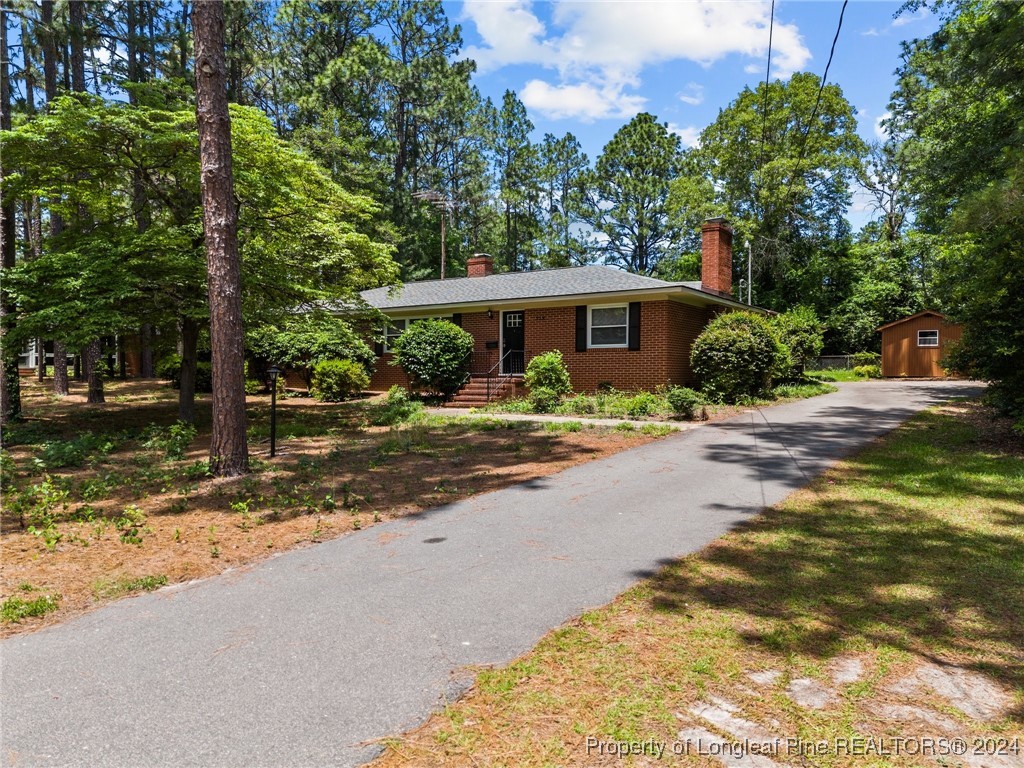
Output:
[364, 284, 764, 317]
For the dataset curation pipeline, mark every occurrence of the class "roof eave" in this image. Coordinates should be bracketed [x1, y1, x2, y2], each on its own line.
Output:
[363, 284, 767, 315]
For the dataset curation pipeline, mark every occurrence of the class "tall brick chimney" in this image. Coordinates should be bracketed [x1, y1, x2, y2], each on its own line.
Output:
[701, 217, 733, 296]
[467, 253, 494, 278]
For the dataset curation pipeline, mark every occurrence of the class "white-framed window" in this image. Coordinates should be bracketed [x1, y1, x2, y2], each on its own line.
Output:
[382, 316, 452, 352]
[588, 304, 629, 348]
[917, 329, 939, 347]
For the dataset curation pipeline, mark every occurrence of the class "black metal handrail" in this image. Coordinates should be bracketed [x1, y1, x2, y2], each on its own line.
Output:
[486, 350, 516, 403]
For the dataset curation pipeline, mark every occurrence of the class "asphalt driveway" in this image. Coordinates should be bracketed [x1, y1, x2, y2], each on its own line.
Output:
[1, 380, 982, 767]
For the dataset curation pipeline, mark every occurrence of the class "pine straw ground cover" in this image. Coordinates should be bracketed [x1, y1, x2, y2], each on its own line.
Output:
[372, 400, 1024, 768]
[0, 379, 669, 637]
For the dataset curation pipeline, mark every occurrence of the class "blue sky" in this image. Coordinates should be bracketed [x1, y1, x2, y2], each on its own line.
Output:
[449, 0, 941, 228]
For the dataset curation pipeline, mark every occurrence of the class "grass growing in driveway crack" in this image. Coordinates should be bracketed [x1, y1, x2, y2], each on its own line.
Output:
[372, 400, 1024, 767]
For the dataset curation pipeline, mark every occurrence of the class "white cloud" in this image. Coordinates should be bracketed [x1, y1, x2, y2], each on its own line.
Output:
[874, 111, 891, 140]
[521, 79, 645, 121]
[892, 7, 930, 28]
[667, 123, 702, 148]
[462, 0, 811, 121]
[861, 27, 881, 37]
[461, 0, 555, 74]
[677, 83, 704, 106]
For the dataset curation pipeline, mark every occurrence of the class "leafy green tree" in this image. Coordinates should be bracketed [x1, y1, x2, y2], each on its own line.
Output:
[3, 95, 397, 422]
[890, 0, 1024, 419]
[769, 306, 824, 374]
[680, 74, 865, 309]
[584, 113, 682, 275]
[247, 311, 376, 386]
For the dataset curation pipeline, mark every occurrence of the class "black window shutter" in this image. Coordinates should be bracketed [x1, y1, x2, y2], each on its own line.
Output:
[628, 302, 641, 350]
[575, 306, 588, 352]
[451, 313, 462, 327]
[374, 341, 384, 357]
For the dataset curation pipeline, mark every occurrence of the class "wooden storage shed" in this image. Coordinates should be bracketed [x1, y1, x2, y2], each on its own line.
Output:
[878, 311, 962, 378]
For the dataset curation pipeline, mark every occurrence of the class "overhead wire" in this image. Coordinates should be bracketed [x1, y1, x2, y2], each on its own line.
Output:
[779, 0, 850, 218]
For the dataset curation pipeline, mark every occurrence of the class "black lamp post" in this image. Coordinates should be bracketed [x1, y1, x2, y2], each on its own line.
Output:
[267, 366, 281, 457]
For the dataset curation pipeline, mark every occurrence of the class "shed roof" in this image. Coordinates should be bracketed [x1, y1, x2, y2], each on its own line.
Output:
[877, 310, 950, 332]
[360, 265, 738, 312]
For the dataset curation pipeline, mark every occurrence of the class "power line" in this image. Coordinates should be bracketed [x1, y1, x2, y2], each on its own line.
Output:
[756, 0, 776, 186]
[779, 0, 849, 219]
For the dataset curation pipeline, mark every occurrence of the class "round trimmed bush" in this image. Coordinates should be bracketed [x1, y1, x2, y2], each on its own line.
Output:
[310, 359, 370, 402]
[524, 351, 572, 397]
[390, 319, 474, 397]
[691, 312, 783, 402]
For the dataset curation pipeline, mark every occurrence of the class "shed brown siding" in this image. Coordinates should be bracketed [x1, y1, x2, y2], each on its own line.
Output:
[880, 315, 962, 378]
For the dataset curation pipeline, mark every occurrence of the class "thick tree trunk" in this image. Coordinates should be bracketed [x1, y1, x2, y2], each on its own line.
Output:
[53, 341, 68, 396]
[69, 2, 86, 92]
[45, 7, 65, 398]
[83, 340, 104, 403]
[36, 338, 45, 381]
[0, 3, 21, 426]
[40, 1, 58, 99]
[177, 317, 199, 424]
[194, 0, 248, 475]
[140, 324, 155, 378]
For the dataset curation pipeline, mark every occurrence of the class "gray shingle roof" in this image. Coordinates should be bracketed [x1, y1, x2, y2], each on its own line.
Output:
[361, 266, 691, 310]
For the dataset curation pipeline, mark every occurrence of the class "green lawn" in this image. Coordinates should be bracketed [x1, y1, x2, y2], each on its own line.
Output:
[374, 400, 1024, 767]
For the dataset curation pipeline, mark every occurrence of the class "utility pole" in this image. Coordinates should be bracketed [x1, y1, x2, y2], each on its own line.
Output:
[413, 190, 457, 279]
[745, 240, 753, 305]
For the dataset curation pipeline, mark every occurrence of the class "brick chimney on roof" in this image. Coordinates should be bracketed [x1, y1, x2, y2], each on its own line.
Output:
[467, 253, 494, 278]
[701, 217, 733, 296]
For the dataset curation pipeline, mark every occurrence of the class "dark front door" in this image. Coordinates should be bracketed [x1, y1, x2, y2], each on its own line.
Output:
[501, 311, 525, 375]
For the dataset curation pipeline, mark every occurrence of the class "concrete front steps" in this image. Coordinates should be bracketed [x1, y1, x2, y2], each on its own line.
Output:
[444, 375, 519, 408]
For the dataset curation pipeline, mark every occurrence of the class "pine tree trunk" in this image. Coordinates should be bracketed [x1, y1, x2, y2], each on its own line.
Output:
[194, 1, 248, 475]
[0, 3, 22, 426]
[178, 317, 199, 424]
[53, 341, 68, 396]
[41, 7, 66, 398]
[140, 324, 155, 378]
[83, 340, 104, 403]
[69, 1, 86, 92]
[36, 338, 45, 381]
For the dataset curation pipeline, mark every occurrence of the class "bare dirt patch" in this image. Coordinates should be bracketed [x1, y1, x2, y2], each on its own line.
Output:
[1, 379, 663, 637]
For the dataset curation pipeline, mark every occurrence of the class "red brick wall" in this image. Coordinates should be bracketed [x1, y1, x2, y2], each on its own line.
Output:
[367, 300, 715, 393]
[666, 301, 715, 386]
[367, 352, 411, 391]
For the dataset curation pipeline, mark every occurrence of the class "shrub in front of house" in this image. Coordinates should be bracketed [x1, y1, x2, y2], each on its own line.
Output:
[691, 312, 783, 402]
[528, 386, 562, 413]
[390, 319, 473, 397]
[524, 351, 572, 396]
[623, 391, 661, 418]
[666, 386, 706, 420]
[310, 359, 370, 402]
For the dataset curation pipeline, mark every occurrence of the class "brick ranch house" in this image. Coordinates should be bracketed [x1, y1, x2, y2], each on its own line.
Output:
[359, 218, 760, 403]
